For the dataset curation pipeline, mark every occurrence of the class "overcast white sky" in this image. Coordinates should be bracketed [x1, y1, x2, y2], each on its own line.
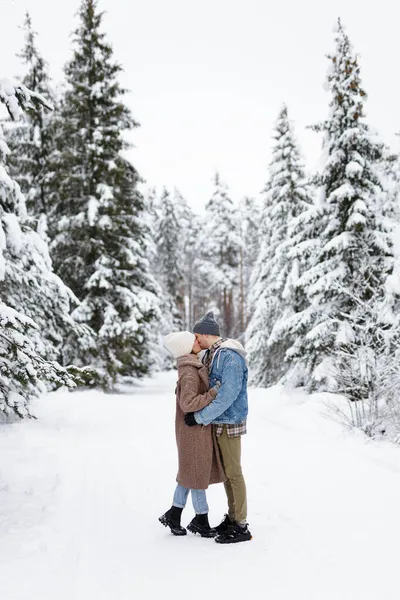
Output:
[1, 0, 399, 210]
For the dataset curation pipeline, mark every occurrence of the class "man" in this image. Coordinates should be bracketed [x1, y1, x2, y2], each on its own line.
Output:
[184, 311, 252, 544]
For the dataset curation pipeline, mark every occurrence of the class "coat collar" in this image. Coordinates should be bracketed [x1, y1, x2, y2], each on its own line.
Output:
[177, 354, 202, 369]
[177, 354, 210, 388]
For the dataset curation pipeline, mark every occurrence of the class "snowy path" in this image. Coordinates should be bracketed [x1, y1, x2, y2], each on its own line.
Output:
[1, 372, 400, 599]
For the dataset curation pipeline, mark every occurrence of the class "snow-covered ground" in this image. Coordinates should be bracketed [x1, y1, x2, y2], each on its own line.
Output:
[1, 371, 400, 600]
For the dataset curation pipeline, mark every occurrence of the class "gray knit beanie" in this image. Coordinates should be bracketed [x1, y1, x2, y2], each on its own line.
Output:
[193, 311, 220, 336]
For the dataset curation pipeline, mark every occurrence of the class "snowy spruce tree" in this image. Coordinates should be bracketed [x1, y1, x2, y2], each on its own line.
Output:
[172, 193, 213, 329]
[238, 196, 261, 334]
[147, 187, 199, 368]
[48, 0, 160, 385]
[154, 188, 184, 330]
[171, 187, 205, 329]
[4, 12, 56, 233]
[0, 81, 76, 419]
[176, 194, 203, 330]
[278, 21, 396, 392]
[3, 13, 97, 370]
[139, 187, 169, 371]
[146, 187, 185, 370]
[200, 173, 241, 337]
[246, 105, 311, 386]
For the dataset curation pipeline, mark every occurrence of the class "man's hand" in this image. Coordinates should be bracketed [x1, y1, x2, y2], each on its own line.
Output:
[184, 412, 197, 427]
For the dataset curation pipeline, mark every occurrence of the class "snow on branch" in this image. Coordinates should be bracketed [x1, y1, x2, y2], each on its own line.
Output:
[0, 79, 53, 121]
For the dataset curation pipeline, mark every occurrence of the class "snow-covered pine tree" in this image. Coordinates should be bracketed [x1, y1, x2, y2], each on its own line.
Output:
[378, 146, 400, 319]
[145, 186, 158, 218]
[48, 0, 160, 385]
[139, 187, 171, 371]
[238, 196, 261, 333]
[184, 214, 206, 329]
[171, 187, 201, 329]
[279, 20, 396, 392]
[200, 172, 241, 337]
[189, 214, 215, 326]
[0, 81, 76, 419]
[378, 147, 400, 223]
[72, 159, 161, 381]
[246, 105, 311, 386]
[153, 187, 184, 330]
[145, 187, 197, 369]
[2, 15, 97, 370]
[4, 12, 56, 231]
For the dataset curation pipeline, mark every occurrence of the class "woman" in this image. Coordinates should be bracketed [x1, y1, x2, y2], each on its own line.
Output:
[159, 331, 226, 537]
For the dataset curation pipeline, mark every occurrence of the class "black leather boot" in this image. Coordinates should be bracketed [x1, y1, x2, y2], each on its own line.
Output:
[211, 513, 234, 536]
[215, 521, 252, 544]
[159, 506, 187, 536]
[187, 513, 216, 538]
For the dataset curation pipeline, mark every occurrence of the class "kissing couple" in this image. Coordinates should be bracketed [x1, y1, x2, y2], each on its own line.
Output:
[159, 311, 252, 544]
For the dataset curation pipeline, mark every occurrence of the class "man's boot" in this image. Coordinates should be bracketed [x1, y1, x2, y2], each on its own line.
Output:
[211, 514, 234, 536]
[187, 513, 216, 538]
[159, 506, 187, 536]
[215, 521, 252, 544]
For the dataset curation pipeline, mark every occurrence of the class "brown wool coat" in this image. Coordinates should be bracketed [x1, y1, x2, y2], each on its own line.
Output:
[175, 354, 226, 490]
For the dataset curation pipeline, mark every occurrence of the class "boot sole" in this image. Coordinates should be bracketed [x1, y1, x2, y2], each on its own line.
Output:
[215, 533, 252, 544]
[159, 515, 187, 536]
[187, 523, 217, 538]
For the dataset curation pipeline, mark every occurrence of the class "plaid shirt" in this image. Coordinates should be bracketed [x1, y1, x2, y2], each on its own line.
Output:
[214, 422, 247, 437]
[203, 338, 247, 437]
[202, 338, 225, 370]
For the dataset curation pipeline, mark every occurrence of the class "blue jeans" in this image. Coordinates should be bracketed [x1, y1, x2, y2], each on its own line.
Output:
[173, 483, 209, 515]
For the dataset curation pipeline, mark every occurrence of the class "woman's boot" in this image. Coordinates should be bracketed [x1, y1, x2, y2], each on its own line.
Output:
[187, 513, 216, 538]
[159, 506, 187, 536]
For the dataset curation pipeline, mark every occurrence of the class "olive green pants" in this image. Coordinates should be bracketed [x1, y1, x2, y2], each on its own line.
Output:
[217, 426, 247, 523]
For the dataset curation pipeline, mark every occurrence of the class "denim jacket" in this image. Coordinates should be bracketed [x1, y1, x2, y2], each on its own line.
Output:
[194, 340, 248, 426]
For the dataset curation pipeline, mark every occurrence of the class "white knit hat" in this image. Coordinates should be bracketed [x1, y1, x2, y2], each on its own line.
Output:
[163, 331, 195, 358]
